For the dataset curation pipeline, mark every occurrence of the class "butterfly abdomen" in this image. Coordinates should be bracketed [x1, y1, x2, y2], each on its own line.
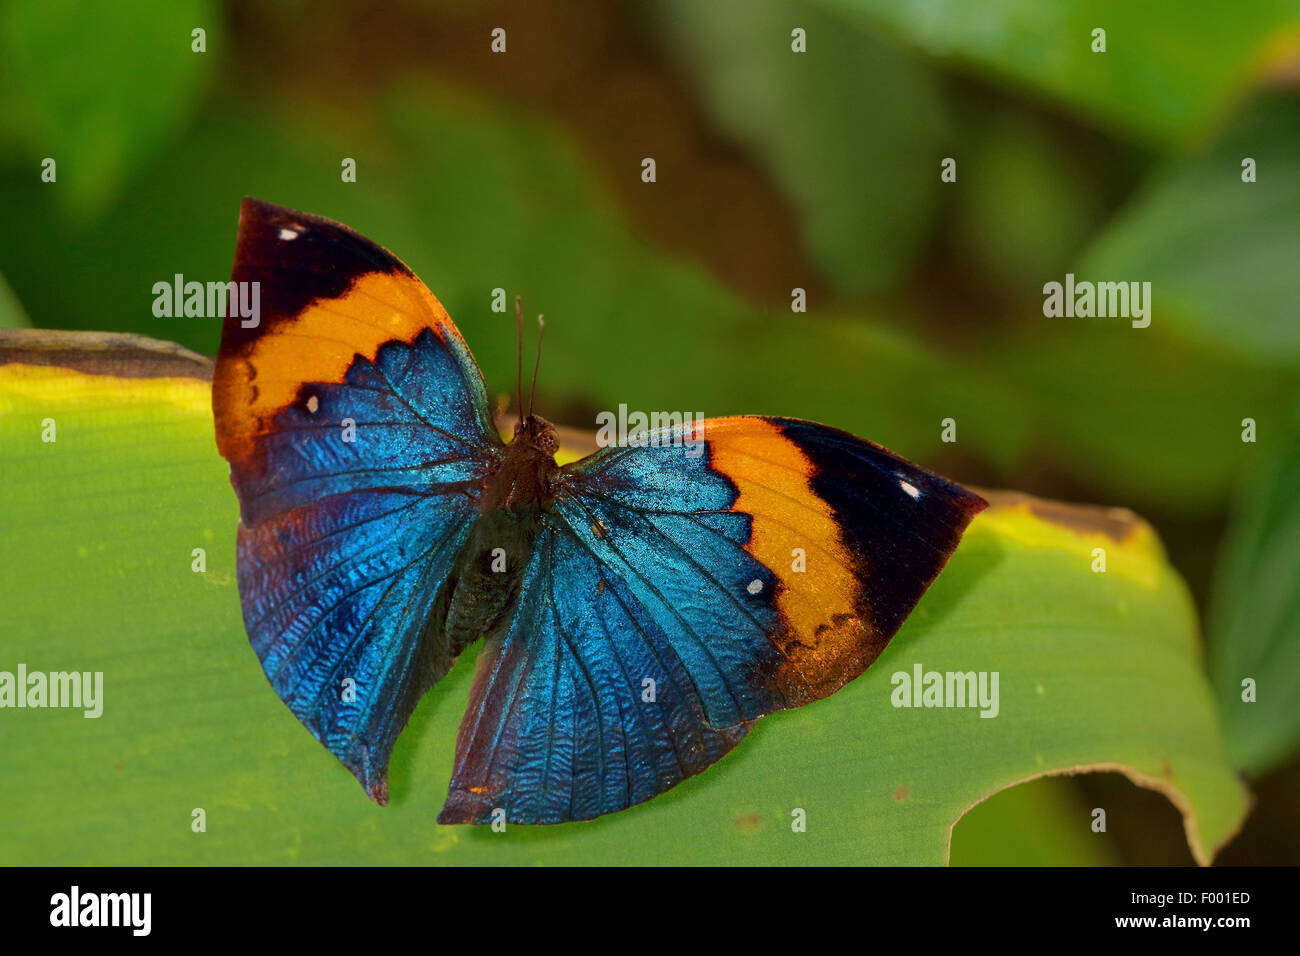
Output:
[440, 507, 544, 655]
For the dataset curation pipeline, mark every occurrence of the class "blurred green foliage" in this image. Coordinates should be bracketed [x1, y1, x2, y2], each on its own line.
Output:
[950, 111, 1110, 291]
[652, 0, 948, 295]
[0, 0, 219, 218]
[1082, 94, 1300, 367]
[0, 272, 30, 328]
[825, 0, 1300, 143]
[1209, 404, 1300, 776]
[0, 0, 1297, 863]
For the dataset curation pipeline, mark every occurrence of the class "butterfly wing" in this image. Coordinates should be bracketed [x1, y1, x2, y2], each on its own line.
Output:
[213, 198, 503, 803]
[438, 415, 986, 823]
[438, 522, 755, 824]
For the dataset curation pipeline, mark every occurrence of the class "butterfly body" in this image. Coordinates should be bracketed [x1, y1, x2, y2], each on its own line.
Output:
[431, 415, 562, 665]
[440, 498, 544, 657]
[214, 198, 987, 824]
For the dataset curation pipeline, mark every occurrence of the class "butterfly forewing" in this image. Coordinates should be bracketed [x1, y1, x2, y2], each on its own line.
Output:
[212, 198, 502, 803]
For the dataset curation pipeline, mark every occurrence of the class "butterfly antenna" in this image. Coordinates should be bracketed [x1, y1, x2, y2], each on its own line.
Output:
[515, 296, 525, 422]
[528, 314, 545, 418]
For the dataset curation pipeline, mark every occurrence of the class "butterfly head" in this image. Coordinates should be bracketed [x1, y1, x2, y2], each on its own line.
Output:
[488, 297, 558, 509]
[513, 413, 559, 459]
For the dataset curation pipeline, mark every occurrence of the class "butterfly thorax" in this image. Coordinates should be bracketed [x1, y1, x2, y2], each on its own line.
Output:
[477, 414, 560, 513]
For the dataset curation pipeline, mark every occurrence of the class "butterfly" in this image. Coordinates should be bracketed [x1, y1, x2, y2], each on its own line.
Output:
[212, 198, 987, 825]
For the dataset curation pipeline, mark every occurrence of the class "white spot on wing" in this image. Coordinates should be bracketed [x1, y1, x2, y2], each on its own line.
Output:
[278, 227, 301, 241]
[899, 479, 921, 499]
[306, 395, 319, 413]
[747, 579, 763, 595]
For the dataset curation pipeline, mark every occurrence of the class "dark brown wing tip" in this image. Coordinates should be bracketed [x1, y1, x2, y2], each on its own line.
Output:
[219, 197, 415, 361]
[437, 787, 492, 825]
[958, 484, 990, 519]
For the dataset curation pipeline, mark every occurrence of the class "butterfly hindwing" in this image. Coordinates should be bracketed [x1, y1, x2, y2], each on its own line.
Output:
[438, 415, 986, 822]
[439, 522, 754, 824]
[237, 491, 475, 803]
[213, 198, 503, 802]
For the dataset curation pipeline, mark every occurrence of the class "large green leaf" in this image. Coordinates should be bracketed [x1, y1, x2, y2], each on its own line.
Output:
[1208, 405, 1300, 776]
[0, 332, 1247, 864]
[822, 0, 1300, 144]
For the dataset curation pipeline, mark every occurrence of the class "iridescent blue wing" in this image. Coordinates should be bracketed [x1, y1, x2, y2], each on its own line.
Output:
[438, 416, 985, 823]
[213, 198, 503, 803]
[438, 522, 754, 824]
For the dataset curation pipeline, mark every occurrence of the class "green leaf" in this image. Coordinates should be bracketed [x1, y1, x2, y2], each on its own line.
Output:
[648, 0, 948, 293]
[0, 0, 218, 219]
[0, 272, 30, 328]
[1080, 93, 1300, 367]
[0, 332, 1248, 864]
[1208, 407, 1300, 775]
[822, 0, 1300, 144]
